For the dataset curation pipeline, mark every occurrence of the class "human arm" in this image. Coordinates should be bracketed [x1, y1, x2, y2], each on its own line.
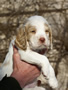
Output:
[11, 46, 40, 88]
[0, 47, 40, 90]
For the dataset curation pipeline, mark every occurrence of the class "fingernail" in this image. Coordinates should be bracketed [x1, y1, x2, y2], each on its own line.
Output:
[13, 45, 18, 53]
[14, 45, 18, 50]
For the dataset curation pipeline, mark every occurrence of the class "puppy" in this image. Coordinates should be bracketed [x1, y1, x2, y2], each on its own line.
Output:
[0, 16, 58, 90]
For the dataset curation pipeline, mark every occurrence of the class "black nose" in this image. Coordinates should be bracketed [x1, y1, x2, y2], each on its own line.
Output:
[39, 37, 45, 43]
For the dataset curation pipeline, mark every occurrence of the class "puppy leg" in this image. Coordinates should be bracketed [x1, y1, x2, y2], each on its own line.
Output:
[19, 49, 58, 88]
[18, 49, 50, 79]
[48, 65, 58, 88]
[0, 41, 14, 80]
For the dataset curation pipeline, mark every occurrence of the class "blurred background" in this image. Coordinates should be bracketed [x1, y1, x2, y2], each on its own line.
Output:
[0, 0, 68, 90]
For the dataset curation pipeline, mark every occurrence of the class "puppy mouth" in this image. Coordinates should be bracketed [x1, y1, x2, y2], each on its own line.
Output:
[32, 48, 47, 55]
[37, 48, 47, 54]
[29, 42, 48, 54]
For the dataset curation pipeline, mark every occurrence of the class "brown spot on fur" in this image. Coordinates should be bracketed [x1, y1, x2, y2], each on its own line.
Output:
[37, 80, 41, 86]
[15, 26, 27, 50]
[15, 24, 36, 50]
[44, 23, 52, 49]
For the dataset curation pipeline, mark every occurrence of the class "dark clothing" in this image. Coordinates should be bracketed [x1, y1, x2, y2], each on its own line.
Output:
[0, 75, 22, 90]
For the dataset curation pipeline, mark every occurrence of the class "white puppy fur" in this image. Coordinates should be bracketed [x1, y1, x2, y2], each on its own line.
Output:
[0, 16, 58, 90]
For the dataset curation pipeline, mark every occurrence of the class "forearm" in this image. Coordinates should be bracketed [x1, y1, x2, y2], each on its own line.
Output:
[0, 75, 22, 90]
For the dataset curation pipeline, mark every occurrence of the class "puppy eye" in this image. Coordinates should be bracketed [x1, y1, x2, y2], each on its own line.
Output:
[45, 30, 49, 33]
[31, 30, 36, 33]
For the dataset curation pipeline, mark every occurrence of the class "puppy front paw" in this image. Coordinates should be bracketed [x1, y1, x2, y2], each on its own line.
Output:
[49, 77, 58, 89]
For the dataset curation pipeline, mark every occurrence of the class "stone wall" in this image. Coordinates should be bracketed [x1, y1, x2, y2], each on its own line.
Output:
[0, 0, 68, 50]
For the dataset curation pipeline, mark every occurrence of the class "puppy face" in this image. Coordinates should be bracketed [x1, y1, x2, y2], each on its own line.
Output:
[27, 24, 51, 50]
[15, 16, 52, 53]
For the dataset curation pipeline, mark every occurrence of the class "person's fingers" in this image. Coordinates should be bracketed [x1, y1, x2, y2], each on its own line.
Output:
[28, 65, 40, 74]
[29, 66, 40, 77]
[13, 46, 21, 61]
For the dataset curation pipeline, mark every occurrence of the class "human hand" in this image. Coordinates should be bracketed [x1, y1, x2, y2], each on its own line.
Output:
[11, 46, 40, 88]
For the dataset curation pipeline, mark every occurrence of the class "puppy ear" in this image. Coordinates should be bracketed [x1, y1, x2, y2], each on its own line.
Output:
[49, 28, 53, 50]
[15, 25, 27, 50]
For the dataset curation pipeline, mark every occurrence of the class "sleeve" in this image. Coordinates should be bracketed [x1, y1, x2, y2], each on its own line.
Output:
[0, 75, 22, 90]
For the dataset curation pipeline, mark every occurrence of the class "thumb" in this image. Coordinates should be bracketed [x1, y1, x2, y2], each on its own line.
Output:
[13, 45, 18, 54]
[13, 46, 21, 69]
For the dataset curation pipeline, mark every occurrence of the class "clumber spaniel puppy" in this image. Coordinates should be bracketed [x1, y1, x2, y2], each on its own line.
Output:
[0, 16, 58, 90]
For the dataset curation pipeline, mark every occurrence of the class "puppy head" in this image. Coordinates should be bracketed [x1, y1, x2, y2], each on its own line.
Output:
[25, 16, 53, 51]
[15, 16, 52, 52]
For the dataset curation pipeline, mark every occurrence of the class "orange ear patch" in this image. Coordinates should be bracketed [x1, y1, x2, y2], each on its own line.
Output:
[15, 26, 27, 50]
[45, 23, 52, 49]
